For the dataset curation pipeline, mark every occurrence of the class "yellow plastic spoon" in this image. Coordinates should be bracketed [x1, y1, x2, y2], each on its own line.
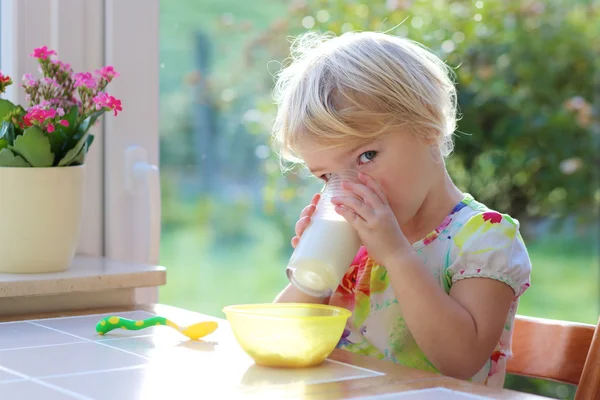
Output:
[96, 315, 218, 340]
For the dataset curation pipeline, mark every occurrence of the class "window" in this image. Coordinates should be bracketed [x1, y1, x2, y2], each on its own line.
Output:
[154, 0, 599, 324]
[157, 0, 321, 315]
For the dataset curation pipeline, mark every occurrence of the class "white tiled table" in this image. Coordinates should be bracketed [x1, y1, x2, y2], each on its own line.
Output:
[0, 304, 549, 399]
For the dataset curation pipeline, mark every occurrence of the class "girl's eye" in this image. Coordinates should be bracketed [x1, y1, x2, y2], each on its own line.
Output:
[359, 151, 377, 164]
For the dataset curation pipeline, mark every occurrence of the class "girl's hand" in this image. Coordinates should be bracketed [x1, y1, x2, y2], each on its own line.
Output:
[291, 193, 321, 248]
[331, 173, 412, 266]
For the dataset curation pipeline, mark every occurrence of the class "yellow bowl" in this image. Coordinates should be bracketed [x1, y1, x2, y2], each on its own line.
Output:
[222, 303, 352, 368]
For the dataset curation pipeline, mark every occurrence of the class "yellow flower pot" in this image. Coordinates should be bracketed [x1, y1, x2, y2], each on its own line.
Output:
[0, 165, 85, 273]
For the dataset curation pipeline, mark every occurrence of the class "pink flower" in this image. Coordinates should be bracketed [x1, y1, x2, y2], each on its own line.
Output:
[95, 66, 120, 81]
[0, 72, 11, 85]
[93, 92, 122, 116]
[22, 73, 36, 86]
[30, 46, 57, 60]
[0, 72, 12, 93]
[59, 120, 69, 127]
[23, 106, 58, 126]
[47, 123, 55, 133]
[73, 72, 96, 89]
[42, 77, 61, 88]
[51, 60, 71, 71]
[57, 107, 65, 117]
[44, 108, 57, 119]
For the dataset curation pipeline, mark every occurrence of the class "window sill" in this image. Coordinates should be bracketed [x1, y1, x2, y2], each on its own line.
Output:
[0, 256, 166, 298]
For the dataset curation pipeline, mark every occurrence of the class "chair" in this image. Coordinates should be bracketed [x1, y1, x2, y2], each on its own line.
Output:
[507, 315, 600, 400]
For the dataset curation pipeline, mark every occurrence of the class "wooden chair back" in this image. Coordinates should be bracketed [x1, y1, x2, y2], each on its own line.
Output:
[507, 315, 599, 400]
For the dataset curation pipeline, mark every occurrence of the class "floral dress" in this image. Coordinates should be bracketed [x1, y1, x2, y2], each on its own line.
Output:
[328, 194, 532, 387]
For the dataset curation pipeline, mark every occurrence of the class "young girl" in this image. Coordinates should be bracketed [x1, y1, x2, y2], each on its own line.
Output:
[272, 31, 532, 387]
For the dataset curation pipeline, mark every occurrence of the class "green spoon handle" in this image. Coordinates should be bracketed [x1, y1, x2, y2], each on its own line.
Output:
[96, 316, 169, 335]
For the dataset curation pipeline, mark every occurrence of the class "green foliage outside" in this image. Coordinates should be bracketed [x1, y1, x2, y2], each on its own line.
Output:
[158, 0, 599, 398]
[251, 0, 599, 222]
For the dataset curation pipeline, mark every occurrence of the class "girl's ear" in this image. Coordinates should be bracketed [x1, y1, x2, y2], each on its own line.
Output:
[429, 144, 443, 163]
[416, 126, 440, 147]
[423, 136, 438, 146]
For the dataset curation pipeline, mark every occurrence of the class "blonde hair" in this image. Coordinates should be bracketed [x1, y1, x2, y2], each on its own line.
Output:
[271, 31, 458, 165]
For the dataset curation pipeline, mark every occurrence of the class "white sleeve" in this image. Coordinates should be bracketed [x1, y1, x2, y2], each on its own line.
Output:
[448, 211, 532, 297]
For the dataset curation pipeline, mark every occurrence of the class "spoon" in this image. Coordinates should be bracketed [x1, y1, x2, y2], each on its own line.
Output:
[95, 315, 218, 340]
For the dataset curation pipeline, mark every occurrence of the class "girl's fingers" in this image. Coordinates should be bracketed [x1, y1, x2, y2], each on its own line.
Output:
[299, 204, 316, 219]
[292, 194, 321, 248]
[331, 195, 371, 221]
[291, 236, 300, 248]
[358, 173, 388, 205]
[295, 215, 311, 237]
[334, 205, 367, 230]
[310, 193, 321, 206]
[342, 181, 382, 208]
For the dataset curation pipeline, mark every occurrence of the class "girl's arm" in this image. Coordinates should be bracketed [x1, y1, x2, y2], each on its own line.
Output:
[385, 251, 514, 379]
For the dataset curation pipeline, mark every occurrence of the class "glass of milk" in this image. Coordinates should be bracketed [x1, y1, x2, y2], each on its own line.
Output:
[286, 170, 362, 298]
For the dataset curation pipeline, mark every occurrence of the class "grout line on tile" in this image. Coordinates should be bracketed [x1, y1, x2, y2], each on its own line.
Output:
[39, 364, 148, 380]
[96, 333, 154, 342]
[238, 372, 386, 389]
[326, 359, 385, 376]
[0, 310, 156, 325]
[0, 320, 22, 325]
[293, 372, 385, 386]
[0, 341, 86, 352]
[28, 380, 95, 400]
[93, 341, 152, 360]
[0, 364, 31, 380]
[0, 365, 92, 400]
[28, 321, 101, 341]
[28, 321, 151, 361]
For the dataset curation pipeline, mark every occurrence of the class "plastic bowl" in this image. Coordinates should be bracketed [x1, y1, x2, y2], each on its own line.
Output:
[222, 303, 351, 368]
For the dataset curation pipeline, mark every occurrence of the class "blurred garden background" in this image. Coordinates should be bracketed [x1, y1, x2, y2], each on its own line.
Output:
[158, 0, 599, 398]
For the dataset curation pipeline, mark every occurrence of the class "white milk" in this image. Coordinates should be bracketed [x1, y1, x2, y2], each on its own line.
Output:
[286, 170, 362, 297]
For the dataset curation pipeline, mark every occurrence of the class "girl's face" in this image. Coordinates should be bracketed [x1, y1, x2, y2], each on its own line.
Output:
[296, 132, 440, 226]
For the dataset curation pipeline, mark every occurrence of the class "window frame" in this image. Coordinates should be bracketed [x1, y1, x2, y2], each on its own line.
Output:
[103, 0, 161, 265]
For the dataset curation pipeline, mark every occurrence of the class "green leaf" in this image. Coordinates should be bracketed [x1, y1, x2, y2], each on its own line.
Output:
[87, 109, 105, 129]
[57, 131, 88, 166]
[74, 115, 92, 138]
[0, 99, 17, 121]
[69, 133, 94, 166]
[86, 133, 95, 151]
[9, 126, 55, 167]
[48, 127, 69, 161]
[64, 106, 79, 129]
[0, 139, 8, 151]
[0, 121, 15, 144]
[0, 148, 31, 167]
[46, 107, 83, 163]
[70, 144, 87, 166]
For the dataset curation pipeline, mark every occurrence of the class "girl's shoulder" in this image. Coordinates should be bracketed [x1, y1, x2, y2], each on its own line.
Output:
[451, 194, 522, 233]
[445, 194, 532, 297]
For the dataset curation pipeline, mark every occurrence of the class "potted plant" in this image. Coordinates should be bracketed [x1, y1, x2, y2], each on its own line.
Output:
[0, 46, 122, 273]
